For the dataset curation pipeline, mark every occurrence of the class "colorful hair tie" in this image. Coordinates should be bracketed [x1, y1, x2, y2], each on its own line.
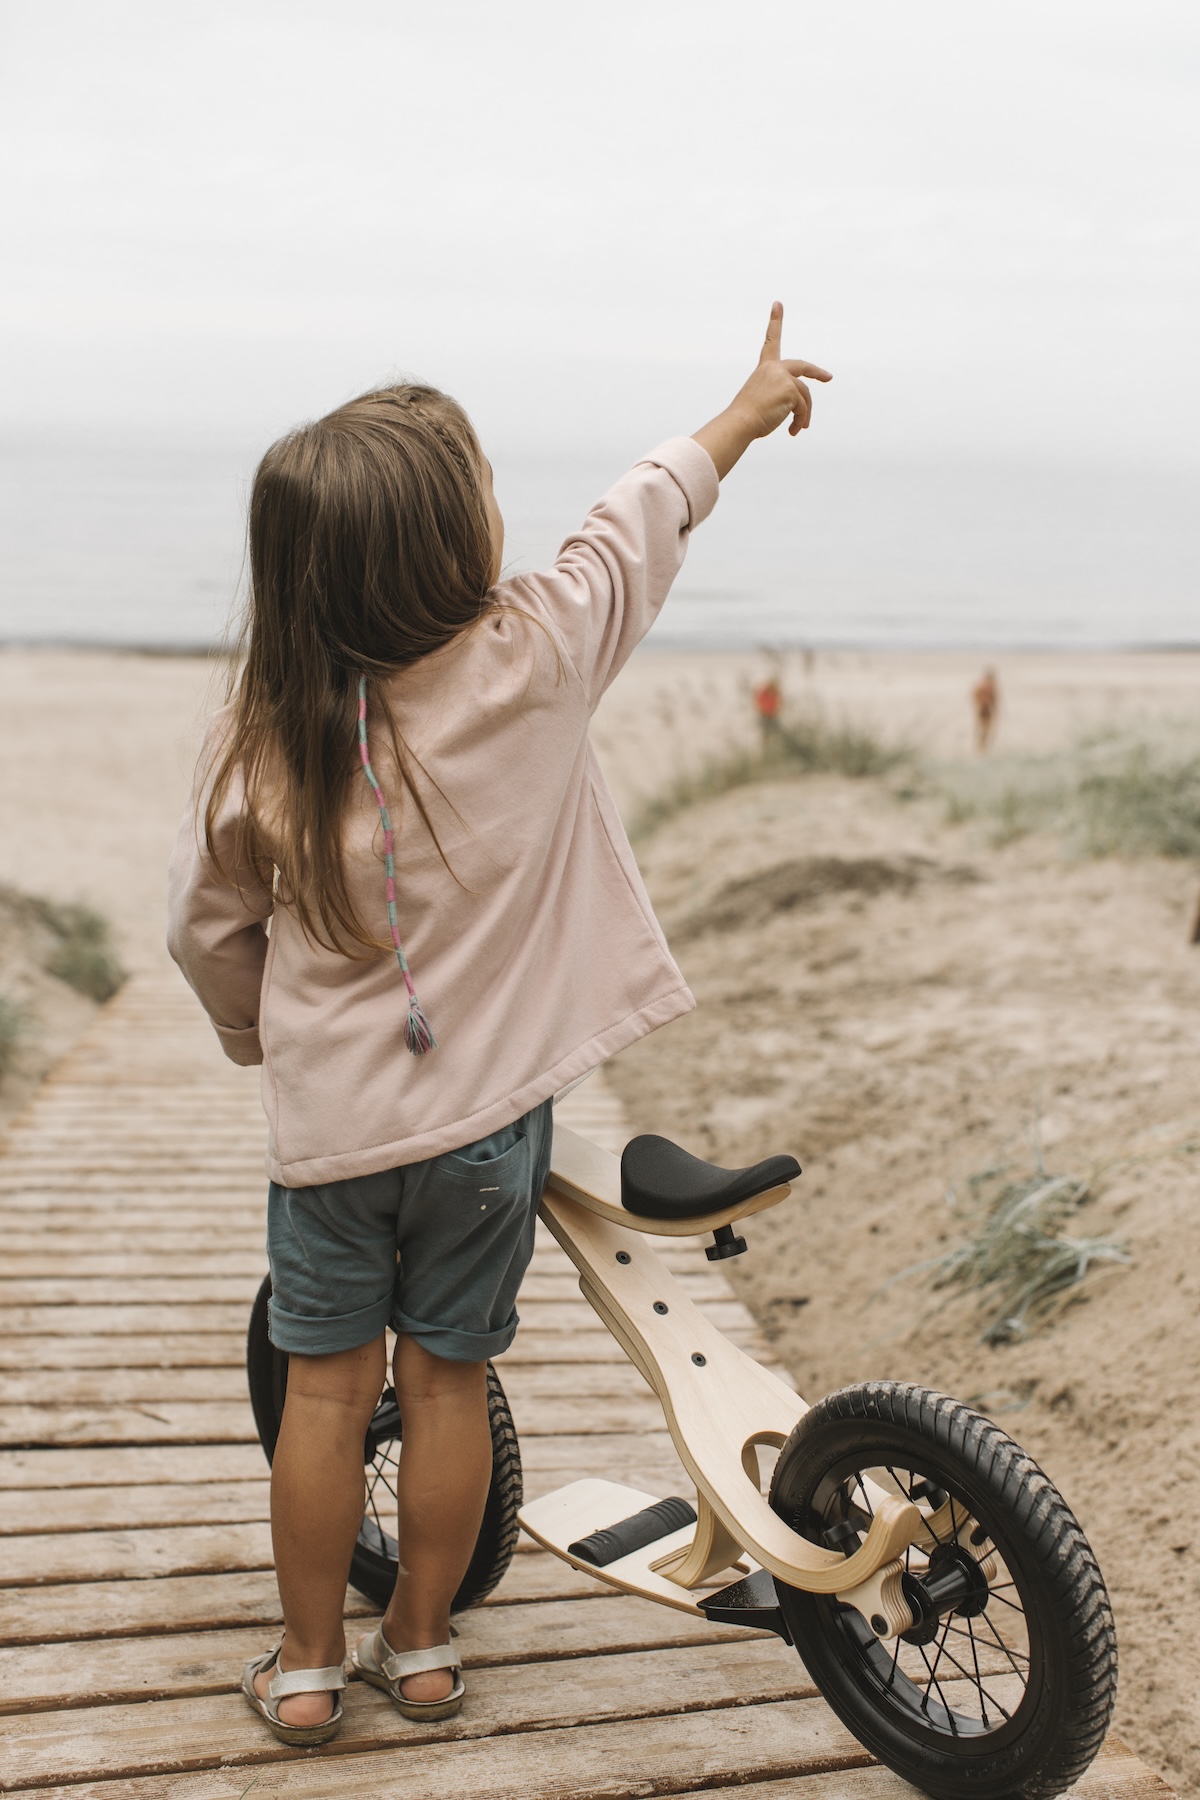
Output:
[356, 675, 436, 1055]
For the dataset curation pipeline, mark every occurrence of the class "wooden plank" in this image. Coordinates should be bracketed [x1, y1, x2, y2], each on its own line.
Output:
[0, 1694, 867, 1799]
[0, 1279, 264, 1306]
[0, 1640, 814, 1789]
[0, 1359, 651, 1409]
[0, 1299, 750, 1338]
[6, 1672, 1139, 1800]
[0, 1336, 249, 1372]
[0, 1443, 693, 1536]
[0, 1191, 266, 1211]
[0, 1480, 272, 1536]
[0, 1570, 300, 1648]
[0, 1430, 691, 1492]
[0, 1403, 258, 1448]
[0, 1290, 752, 1341]
[0, 1390, 669, 1448]
[676, 1750, 1174, 1800]
[0, 1231, 267, 1254]
[0, 1520, 274, 1587]
[0, 1596, 771, 1714]
[0, 1443, 266, 1488]
[0, 1179, 265, 1198]
[0, 1305, 260, 1337]
[492, 1361, 655, 1400]
[0, 1519, 546, 1591]
[0, 1551, 607, 1646]
[0, 1368, 252, 1406]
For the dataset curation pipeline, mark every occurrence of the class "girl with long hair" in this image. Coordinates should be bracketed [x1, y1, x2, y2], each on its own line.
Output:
[168, 305, 829, 1743]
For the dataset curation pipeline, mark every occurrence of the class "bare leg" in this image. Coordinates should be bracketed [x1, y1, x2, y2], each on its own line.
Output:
[256, 1334, 386, 1726]
[380, 1337, 492, 1703]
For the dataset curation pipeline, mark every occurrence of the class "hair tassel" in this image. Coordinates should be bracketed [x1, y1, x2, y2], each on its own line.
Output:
[404, 996, 437, 1056]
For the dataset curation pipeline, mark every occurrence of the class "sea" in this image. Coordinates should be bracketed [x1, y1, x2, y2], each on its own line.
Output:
[0, 432, 1195, 653]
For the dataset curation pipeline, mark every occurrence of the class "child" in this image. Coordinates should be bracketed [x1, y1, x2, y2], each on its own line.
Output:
[167, 304, 829, 1745]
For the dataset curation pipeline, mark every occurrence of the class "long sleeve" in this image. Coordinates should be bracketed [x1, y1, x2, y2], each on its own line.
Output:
[507, 437, 719, 709]
[166, 717, 274, 1066]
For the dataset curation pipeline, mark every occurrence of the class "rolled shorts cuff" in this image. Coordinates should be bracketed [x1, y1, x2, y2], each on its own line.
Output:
[390, 1304, 519, 1364]
[267, 1291, 394, 1355]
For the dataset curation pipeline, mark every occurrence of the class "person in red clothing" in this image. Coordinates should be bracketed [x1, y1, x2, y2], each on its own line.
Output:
[753, 663, 784, 751]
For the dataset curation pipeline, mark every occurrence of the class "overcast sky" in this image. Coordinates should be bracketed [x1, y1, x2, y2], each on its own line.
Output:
[2, 0, 1197, 467]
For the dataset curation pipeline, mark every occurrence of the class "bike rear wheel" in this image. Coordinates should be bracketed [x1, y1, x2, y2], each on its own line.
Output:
[246, 1273, 523, 1612]
[769, 1382, 1117, 1800]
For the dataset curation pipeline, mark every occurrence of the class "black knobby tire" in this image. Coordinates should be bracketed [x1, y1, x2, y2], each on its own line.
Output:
[768, 1382, 1117, 1800]
[246, 1273, 523, 1613]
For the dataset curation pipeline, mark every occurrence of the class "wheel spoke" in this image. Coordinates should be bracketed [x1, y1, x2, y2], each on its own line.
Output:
[977, 1606, 1030, 1676]
[985, 1589, 1030, 1620]
[917, 1632, 959, 1734]
[920, 1630, 1005, 1713]
[904, 1467, 946, 1545]
[366, 1480, 386, 1543]
[943, 1624, 1025, 1703]
[367, 1462, 399, 1508]
[934, 1622, 1017, 1726]
[966, 1616, 990, 1726]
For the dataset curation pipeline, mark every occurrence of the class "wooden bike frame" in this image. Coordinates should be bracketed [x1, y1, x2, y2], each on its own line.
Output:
[519, 1125, 930, 1638]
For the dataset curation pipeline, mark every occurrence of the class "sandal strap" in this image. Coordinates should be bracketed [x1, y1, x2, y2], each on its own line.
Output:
[268, 1663, 347, 1699]
[377, 1638, 461, 1681]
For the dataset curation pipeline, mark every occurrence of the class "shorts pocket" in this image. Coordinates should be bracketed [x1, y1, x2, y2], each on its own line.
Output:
[433, 1132, 530, 1204]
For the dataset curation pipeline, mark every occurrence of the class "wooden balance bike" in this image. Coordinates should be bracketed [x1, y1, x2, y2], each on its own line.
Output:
[247, 1120, 1118, 1800]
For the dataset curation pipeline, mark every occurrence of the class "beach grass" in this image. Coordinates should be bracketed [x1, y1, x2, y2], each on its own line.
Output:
[0, 995, 25, 1078]
[629, 703, 909, 840]
[933, 734, 1200, 860]
[890, 1138, 1130, 1345]
[0, 885, 127, 1005]
[39, 901, 126, 1002]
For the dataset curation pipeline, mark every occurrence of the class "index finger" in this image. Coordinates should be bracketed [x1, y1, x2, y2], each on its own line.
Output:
[782, 358, 833, 382]
[758, 300, 784, 365]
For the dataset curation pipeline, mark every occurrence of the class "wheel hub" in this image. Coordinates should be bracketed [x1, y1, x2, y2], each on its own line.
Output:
[900, 1542, 993, 1646]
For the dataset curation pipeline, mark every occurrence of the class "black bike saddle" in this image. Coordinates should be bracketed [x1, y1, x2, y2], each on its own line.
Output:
[620, 1134, 801, 1222]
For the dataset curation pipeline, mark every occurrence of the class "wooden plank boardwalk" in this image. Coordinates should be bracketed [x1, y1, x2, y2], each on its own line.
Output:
[0, 965, 1172, 1798]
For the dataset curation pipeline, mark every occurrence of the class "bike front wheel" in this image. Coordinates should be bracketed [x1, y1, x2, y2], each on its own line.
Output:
[769, 1382, 1117, 1800]
[246, 1274, 523, 1612]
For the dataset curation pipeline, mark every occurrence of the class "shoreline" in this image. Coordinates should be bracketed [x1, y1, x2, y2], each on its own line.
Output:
[6, 636, 1200, 656]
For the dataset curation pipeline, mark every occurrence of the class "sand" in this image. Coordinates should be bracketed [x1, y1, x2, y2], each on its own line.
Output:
[2, 642, 1199, 1791]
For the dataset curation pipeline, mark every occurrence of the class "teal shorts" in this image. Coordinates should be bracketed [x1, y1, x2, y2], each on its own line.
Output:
[265, 1099, 553, 1362]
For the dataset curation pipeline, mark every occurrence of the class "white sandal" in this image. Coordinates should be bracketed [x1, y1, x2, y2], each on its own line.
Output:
[352, 1626, 465, 1720]
[241, 1645, 347, 1745]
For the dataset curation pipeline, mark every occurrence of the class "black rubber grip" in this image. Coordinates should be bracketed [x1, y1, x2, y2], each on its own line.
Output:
[568, 1496, 697, 1567]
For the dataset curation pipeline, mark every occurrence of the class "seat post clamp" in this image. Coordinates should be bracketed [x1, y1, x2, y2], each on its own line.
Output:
[705, 1224, 748, 1262]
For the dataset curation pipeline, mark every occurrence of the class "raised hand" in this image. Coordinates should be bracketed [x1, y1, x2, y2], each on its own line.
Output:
[751, 301, 832, 437]
[693, 303, 832, 478]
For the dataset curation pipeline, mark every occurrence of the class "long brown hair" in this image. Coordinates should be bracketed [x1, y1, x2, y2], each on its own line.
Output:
[205, 383, 495, 954]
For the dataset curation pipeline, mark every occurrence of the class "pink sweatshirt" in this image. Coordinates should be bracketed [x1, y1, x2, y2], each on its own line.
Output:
[167, 436, 719, 1187]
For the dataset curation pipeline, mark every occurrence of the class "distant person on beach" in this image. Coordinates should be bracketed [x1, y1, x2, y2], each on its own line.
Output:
[972, 666, 999, 752]
[753, 662, 784, 750]
[167, 305, 830, 1745]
